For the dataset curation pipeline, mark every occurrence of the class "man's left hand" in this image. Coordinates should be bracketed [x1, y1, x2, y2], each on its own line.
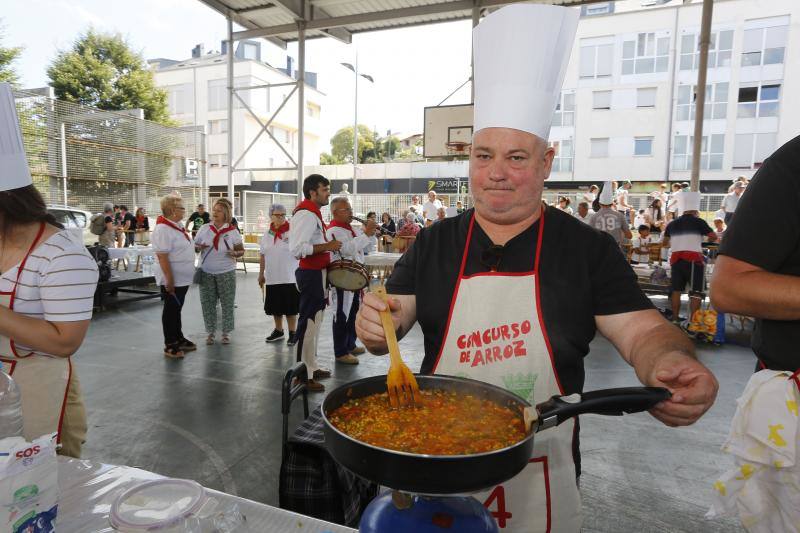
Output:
[645, 353, 718, 427]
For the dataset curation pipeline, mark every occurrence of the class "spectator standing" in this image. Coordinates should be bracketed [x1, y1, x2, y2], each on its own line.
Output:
[152, 195, 197, 358]
[119, 205, 136, 247]
[556, 196, 573, 215]
[187, 204, 210, 238]
[194, 199, 244, 345]
[645, 198, 666, 235]
[98, 203, 116, 248]
[259, 204, 300, 345]
[722, 182, 745, 225]
[422, 190, 443, 224]
[134, 207, 150, 244]
[582, 184, 598, 205]
[662, 192, 717, 323]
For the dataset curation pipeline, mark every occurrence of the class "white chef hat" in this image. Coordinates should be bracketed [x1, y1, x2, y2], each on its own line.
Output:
[0, 83, 32, 192]
[678, 191, 701, 212]
[472, 4, 579, 140]
[599, 182, 614, 205]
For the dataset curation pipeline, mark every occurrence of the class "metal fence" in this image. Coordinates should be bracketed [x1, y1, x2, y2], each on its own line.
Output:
[14, 88, 207, 216]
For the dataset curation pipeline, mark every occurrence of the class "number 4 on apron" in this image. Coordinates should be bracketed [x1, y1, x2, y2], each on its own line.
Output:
[0, 222, 72, 444]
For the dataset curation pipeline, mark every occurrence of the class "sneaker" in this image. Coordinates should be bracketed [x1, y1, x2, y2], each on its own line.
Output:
[286, 331, 298, 346]
[205, 334, 215, 345]
[336, 354, 360, 365]
[265, 329, 285, 343]
[306, 379, 325, 392]
[221, 333, 231, 345]
[313, 368, 332, 379]
[350, 346, 366, 355]
[179, 338, 197, 352]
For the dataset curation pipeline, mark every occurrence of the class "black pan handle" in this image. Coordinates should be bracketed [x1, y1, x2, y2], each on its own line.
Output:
[534, 387, 671, 431]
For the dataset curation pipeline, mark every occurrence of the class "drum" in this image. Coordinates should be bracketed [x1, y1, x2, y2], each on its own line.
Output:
[327, 259, 369, 291]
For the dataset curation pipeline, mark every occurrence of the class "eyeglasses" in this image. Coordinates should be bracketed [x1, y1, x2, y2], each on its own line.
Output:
[480, 245, 504, 273]
[272, 213, 286, 218]
[335, 207, 353, 213]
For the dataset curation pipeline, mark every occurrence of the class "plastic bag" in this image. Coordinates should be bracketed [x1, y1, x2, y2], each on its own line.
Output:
[0, 434, 59, 533]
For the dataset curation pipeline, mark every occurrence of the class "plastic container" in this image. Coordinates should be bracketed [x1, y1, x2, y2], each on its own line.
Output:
[0, 371, 23, 439]
[109, 479, 244, 532]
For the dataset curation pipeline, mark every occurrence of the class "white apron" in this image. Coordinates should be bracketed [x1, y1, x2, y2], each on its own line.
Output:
[432, 211, 582, 532]
[0, 223, 71, 444]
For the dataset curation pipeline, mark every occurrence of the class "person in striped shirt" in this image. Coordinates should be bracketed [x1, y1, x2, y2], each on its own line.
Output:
[0, 81, 99, 457]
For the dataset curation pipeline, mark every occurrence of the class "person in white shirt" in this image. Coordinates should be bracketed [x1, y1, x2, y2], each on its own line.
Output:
[435, 206, 447, 222]
[633, 209, 647, 229]
[326, 197, 377, 365]
[713, 217, 726, 242]
[152, 194, 197, 358]
[422, 190, 443, 223]
[258, 204, 300, 346]
[289, 174, 343, 392]
[408, 195, 422, 216]
[582, 185, 598, 205]
[667, 183, 682, 221]
[574, 201, 592, 224]
[722, 181, 745, 224]
[631, 225, 653, 264]
[616, 180, 633, 223]
[556, 196, 573, 216]
[194, 198, 244, 346]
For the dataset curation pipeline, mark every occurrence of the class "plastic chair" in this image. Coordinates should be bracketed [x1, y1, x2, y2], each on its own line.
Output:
[282, 362, 309, 461]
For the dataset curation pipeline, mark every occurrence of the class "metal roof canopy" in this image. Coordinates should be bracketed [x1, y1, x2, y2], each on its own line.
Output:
[195, 0, 713, 206]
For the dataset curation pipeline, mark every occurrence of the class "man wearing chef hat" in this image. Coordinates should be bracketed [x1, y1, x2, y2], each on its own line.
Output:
[356, 5, 718, 531]
[0, 83, 98, 456]
[661, 191, 718, 325]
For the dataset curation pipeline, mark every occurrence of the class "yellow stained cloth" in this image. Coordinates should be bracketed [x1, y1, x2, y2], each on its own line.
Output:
[706, 370, 800, 532]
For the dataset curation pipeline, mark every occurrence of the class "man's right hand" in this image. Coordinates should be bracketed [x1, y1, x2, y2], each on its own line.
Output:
[258, 273, 265, 287]
[327, 237, 342, 252]
[165, 280, 175, 295]
[355, 292, 403, 352]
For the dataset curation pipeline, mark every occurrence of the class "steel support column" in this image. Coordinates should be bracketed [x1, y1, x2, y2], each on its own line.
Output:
[690, 0, 713, 192]
[297, 21, 307, 200]
[227, 16, 235, 213]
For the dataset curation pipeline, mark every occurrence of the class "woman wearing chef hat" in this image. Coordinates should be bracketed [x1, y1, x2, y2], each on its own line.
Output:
[356, 5, 718, 532]
[0, 83, 98, 457]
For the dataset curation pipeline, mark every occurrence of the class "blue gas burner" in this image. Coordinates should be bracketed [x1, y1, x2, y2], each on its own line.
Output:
[360, 492, 497, 533]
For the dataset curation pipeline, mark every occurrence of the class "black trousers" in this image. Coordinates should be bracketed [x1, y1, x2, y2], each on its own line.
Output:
[295, 269, 326, 366]
[332, 289, 359, 358]
[161, 285, 189, 346]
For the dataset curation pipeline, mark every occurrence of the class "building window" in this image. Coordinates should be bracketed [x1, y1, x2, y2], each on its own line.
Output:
[742, 23, 787, 67]
[672, 134, 724, 170]
[634, 137, 654, 156]
[208, 77, 261, 111]
[676, 83, 728, 121]
[207, 119, 228, 135]
[590, 138, 609, 158]
[553, 92, 575, 126]
[550, 140, 573, 172]
[209, 154, 228, 168]
[622, 32, 669, 75]
[583, 2, 612, 16]
[592, 90, 612, 110]
[579, 41, 613, 79]
[637, 87, 656, 108]
[737, 83, 780, 118]
[165, 84, 193, 115]
[679, 30, 734, 70]
[242, 43, 258, 60]
[733, 133, 775, 169]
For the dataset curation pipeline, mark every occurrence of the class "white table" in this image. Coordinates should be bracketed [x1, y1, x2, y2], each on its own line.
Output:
[107, 247, 154, 272]
[56, 458, 356, 532]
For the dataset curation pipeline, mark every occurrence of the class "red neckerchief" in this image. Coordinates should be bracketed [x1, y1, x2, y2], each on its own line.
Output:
[270, 221, 290, 243]
[293, 199, 327, 236]
[327, 219, 356, 237]
[156, 216, 190, 242]
[209, 224, 236, 250]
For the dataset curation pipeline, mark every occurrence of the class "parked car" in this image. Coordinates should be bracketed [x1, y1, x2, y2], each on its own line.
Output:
[46, 206, 97, 246]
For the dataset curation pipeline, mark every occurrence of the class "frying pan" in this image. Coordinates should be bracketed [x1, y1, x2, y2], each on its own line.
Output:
[322, 374, 670, 495]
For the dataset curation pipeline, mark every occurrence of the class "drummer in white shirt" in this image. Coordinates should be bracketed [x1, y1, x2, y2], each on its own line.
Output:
[326, 197, 378, 365]
[258, 204, 300, 345]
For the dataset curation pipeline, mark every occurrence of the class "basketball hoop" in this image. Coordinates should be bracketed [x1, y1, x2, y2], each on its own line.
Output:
[445, 141, 470, 156]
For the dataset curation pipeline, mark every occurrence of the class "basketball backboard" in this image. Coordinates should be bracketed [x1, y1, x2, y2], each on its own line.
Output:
[423, 104, 474, 158]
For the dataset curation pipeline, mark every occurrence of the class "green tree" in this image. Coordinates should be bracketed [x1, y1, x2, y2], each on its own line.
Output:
[47, 29, 173, 125]
[382, 135, 400, 160]
[319, 152, 344, 165]
[0, 22, 23, 86]
[330, 125, 376, 163]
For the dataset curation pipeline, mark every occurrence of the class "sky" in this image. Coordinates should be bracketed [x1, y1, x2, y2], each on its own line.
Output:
[0, 0, 475, 146]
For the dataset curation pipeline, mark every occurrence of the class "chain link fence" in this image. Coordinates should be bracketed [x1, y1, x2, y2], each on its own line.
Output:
[15, 88, 207, 217]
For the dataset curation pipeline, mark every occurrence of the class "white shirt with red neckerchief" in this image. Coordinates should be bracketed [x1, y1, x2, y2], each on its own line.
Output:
[151, 221, 195, 287]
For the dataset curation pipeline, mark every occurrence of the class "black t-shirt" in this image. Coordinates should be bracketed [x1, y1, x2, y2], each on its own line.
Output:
[719, 134, 800, 371]
[188, 211, 210, 231]
[104, 215, 113, 225]
[386, 206, 653, 394]
[122, 212, 136, 231]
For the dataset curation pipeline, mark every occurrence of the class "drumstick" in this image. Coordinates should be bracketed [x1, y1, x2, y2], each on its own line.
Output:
[261, 284, 266, 303]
